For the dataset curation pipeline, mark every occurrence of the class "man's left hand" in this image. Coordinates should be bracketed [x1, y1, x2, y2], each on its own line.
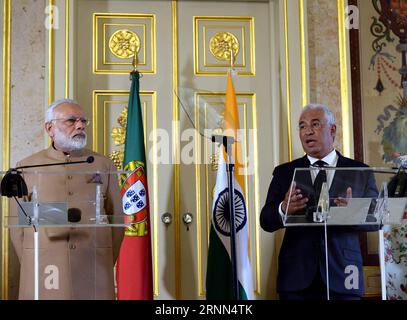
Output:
[333, 187, 352, 206]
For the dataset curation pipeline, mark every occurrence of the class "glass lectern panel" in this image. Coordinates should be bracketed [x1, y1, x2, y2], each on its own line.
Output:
[2, 170, 131, 300]
[282, 167, 407, 300]
[284, 167, 405, 226]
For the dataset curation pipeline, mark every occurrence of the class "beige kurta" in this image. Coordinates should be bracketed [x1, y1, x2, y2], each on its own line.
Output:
[10, 146, 124, 300]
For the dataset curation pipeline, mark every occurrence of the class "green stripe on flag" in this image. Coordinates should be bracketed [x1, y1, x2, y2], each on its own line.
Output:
[206, 225, 248, 300]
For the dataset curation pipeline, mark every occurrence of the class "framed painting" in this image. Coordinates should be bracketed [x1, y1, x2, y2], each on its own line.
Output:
[349, 0, 407, 299]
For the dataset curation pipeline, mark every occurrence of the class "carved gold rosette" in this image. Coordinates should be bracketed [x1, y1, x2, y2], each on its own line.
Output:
[209, 32, 240, 61]
[109, 106, 128, 168]
[109, 29, 141, 59]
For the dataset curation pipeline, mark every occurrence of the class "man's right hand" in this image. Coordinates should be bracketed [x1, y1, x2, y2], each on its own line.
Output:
[281, 182, 308, 215]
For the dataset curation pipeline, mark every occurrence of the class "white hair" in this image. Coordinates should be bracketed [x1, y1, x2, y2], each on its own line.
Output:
[302, 103, 336, 126]
[45, 98, 80, 123]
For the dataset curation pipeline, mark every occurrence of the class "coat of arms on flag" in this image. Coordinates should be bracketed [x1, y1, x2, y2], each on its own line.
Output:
[120, 165, 148, 223]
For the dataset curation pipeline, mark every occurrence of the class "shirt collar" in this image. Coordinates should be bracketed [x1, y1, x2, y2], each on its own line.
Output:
[307, 149, 338, 166]
[46, 143, 85, 161]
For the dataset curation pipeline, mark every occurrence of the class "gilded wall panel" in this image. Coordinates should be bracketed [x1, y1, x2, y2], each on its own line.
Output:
[0, 0, 4, 171]
[93, 14, 156, 74]
[194, 17, 255, 75]
[92, 90, 156, 163]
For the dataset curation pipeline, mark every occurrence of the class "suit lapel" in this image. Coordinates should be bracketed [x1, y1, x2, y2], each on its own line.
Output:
[301, 156, 313, 188]
[329, 151, 349, 195]
[294, 155, 314, 201]
[335, 151, 347, 168]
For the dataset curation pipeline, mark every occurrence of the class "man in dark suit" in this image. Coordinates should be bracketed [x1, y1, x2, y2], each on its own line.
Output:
[260, 104, 378, 300]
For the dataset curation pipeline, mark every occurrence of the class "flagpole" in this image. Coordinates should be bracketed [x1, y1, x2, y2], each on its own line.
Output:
[227, 51, 239, 300]
[225, 140, 239, 301]
[211, 134, 239, 300]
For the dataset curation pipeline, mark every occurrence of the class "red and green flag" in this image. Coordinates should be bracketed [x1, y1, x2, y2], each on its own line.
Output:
[116, 70, 153, 300]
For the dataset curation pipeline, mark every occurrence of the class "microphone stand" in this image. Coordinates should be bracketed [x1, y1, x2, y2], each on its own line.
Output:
[212, 134, 239, 300]
[31, 186, 40, 300]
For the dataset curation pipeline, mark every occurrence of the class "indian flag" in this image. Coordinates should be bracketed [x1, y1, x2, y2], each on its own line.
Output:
[206, 70, 253, 300]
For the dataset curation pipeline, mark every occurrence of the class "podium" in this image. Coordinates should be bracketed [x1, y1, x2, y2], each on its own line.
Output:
[2, 169, 130, 300]
[284, 166, 407, 300]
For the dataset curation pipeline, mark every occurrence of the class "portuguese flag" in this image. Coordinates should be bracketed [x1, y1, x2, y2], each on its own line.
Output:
[116, 70, 153, 300]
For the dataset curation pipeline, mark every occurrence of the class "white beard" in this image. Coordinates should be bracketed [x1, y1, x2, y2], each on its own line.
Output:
[53, 127, 87, 151]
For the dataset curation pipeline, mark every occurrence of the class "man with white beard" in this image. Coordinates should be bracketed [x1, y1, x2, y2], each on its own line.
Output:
[10, 99, 123, 300]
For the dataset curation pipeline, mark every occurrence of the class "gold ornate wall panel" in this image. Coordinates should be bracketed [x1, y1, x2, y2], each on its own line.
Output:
[194, 16, 255, 75]
[93, 13, 156, 74]
[1, 0, 7, 173]
[337, 0, 351, 157]
[92, 90, 156, 158]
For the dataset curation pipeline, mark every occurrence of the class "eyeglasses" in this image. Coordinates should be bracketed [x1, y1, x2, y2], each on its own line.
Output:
[51, 117, 90, 127]
[298, 120, 326, 132]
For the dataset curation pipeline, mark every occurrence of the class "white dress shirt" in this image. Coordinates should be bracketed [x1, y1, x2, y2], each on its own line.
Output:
[307, 149, 339, 187]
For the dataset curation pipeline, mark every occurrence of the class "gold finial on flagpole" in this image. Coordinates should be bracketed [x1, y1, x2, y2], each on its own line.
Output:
[132, 50, 138, 72]
[230, 48, 235, 69]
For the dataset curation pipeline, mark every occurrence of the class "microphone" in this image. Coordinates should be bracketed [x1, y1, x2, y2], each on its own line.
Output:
[394, 155, 407, 169]
[15, 156, 95, 170]
[67, 208, 82, 223]
[211, 134, 235, 145]
[211, 135, 236, 155]
[0, 170, 28, 198]
[314, 182, 330, 223]
[388, 155, 407, 197]
[0, 155, 95, 198]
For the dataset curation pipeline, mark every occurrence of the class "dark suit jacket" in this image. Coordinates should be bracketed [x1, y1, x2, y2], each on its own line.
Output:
[260, 151, 378, 296]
